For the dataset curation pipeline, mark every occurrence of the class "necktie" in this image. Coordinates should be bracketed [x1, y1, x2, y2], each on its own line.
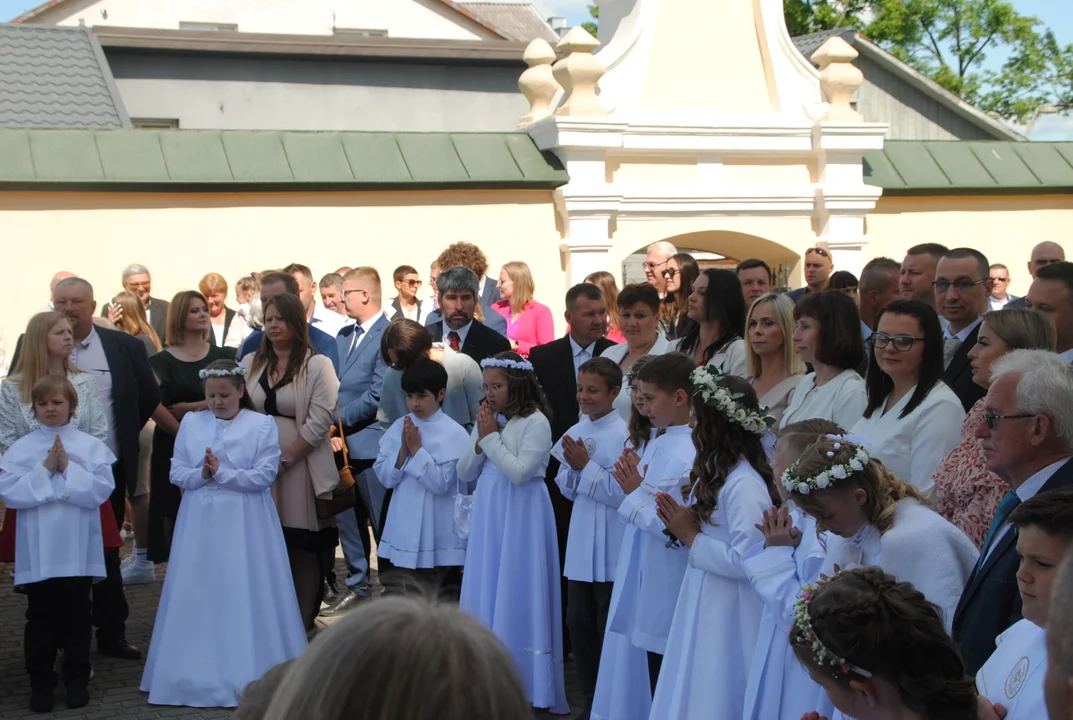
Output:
[943, 337, 963, 370]
[976, 490, 1021, 571]
[448, 331, 461, 352]
[348, 325, 364, 357]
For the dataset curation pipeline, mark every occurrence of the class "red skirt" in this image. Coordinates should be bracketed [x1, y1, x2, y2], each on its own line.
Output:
[0, 504, 123, 563]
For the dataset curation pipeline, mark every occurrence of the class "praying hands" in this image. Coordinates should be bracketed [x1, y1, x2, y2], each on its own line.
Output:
[201, 448, 219, 479]
[42, 436, 68, 475]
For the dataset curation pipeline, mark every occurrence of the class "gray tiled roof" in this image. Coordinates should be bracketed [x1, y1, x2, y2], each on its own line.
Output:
[791, 26, 858, 60]
[0, 24, 129, 129]
[459, 3, 559, 43]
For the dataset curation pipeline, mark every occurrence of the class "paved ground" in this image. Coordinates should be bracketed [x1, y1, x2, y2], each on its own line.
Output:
[0, 544, 584, 718]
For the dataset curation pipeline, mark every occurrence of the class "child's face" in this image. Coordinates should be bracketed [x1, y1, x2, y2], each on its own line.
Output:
[640, 381, 686, 428]
[577, 372, 618, 419]
[802, 487, 868, 538]
[406, 389, 445, 420]
[237, 289, 253, 304]
[34, 392, 71, 428]
[1016, 524, 1068, 627]
[482, 369, 510, 414]
[629, 380, 648, 416]
[205, 378, 243, 420]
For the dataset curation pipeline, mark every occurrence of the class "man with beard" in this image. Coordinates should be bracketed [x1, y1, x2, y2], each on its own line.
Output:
[426, 266, 509, 364]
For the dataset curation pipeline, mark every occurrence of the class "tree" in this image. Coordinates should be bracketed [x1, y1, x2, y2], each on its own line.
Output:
[582, 4, 598, 37]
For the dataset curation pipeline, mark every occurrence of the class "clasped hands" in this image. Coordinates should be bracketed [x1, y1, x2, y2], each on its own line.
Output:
[42, 436, 68, 474]
[201, 447, 219, 479]
[560, 435, 590, 472]
[395, 416, 424, 469]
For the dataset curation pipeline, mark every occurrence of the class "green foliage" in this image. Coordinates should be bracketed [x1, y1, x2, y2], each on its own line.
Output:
[582, 4, 598, 37]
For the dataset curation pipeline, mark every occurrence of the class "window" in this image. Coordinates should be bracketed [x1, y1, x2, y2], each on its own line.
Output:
[132, 118, 179, 130]
[178, 22, 238, 32]
[332, 27, 388, 37]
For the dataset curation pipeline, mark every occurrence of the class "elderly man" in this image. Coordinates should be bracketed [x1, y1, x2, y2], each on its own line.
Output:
[936, 248, 992, 411]
[643, 241, 677, 298]
[236, 272, 340, 371]
[1047, 550, 1073, 719]
[735, 259, 773, 305]
[1027, 262, 1073, 362]
[952, 350, 1073, 674]
[786, 245, 833, 303]
[318, 273, 348, 318]
[284, 263, 346, 338]
[101, 264, 170, 342]
[426, 266, 509, 364]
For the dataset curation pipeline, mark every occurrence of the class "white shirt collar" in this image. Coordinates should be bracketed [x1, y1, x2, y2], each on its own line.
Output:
[356, 311, 383, 335]
[568, 334, 596, 358]
[442, 318, 473, 346]
[944, 316, 982, 343]
[1016, 457, 1072, 502]
[78, 326, 100, 349]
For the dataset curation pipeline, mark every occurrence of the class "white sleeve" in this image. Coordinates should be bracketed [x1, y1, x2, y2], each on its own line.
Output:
[373, 424, 407, 491]
[689, 475, 769, 578]
[404, 448, 460, 496]
[213, 419, 282, 492]
[743, 545, 806, 633]
[477, 416, 552, 486]
[58, 460, 115, 509]
[908, 398, 965, 500]
[0, 464, 58, 509]
[832, 378, 867, 431]
[456, 427, 486, 485]
[554, 459, 580, 501]
[576, 458, 625, 509]
[169, 415, 211, 491]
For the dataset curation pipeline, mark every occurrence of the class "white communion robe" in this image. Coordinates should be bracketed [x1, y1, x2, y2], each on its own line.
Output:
[591, 434, 658, 720]
[850, 382, 965, 499]
[373, 410, 469, 568]
[649, 460, 771, 720]
[458, 411, 568, 714]
[552, 410, 629, 583]
[821, 498, 979, 633]
[140, 409, 306, 708]
[0, 423, 115, 585]
[742, 506, 834, 720]
[608, 424, 696, 655]
[779, 369, 866, 431]
[976, 619, 1048, 720]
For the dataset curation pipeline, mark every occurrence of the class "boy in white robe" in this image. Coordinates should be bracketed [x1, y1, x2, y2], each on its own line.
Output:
[0, 375, 115, 714]
[552, 357, 628, 718]
[977, 486, 1073, 720]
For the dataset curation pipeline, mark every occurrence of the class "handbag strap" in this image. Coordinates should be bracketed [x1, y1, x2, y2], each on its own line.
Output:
[336, 405, 349, 464]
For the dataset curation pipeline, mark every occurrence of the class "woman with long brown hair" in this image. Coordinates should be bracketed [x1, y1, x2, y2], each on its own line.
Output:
[659, 253, 699, 340]
[110, 290, 162, 356]
[243, 293, 339, 630]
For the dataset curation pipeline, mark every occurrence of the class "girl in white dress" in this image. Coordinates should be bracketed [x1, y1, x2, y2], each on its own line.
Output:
[790, 567, 978, 720]
[141, 359, 306, 708]
[649, 371, 781, 719]
[458, 352, 568, 714]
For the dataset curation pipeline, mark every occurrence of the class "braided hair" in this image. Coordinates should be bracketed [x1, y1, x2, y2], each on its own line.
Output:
[791, 567, 976, 720]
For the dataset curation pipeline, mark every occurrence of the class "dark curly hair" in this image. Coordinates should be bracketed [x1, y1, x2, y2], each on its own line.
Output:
[791, 567, 977, 720]
[686, 375, 778, 526]
[482, 351, 551, 421]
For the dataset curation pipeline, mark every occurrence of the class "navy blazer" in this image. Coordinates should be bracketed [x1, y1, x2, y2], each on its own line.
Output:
[335, 314, 390, 436]
[427, 319, 510, 365]
[479, 275, 500, 308]
[952, 457, 1073, 674]
[424, 303, 508, 337]
[237, 323, 341, 374]
[943, 323, 987, 413]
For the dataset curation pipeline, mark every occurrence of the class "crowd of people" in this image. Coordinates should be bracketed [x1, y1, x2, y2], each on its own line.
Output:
[1, 237, 1073, 720]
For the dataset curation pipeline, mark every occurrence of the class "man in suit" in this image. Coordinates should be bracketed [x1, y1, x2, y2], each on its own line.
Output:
[1047, 549, 1073, 719]
[785, 245, 833, 304]
[988, 263, 1019, 311]
[237, 272, 341, 372]
[284, 262, 347, 339]
[426, 266, 509, 364]
[320, 268, 390, 617]
[101, 264, 170, 342]
[1009, 241, 1067, 310]
[422, 242, 508, 336]
[952, 350, 1073, 674]
[1026, 262, 1073, 363]
[936, 248, 992, 412]
[736, 258, 773, 305]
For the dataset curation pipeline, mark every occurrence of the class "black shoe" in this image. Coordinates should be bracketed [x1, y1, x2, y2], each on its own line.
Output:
[322, 580, 341, 606]
[29, 687, 53, 714]
[318, 585, 368, 618]
[97, 639, 142, 660]
[66, 685, 90, 709]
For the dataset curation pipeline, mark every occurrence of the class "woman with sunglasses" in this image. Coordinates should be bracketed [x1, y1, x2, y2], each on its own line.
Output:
[932, 308, 1056, 547]
[850, 300, 964, 500]
[658, 253, 698, 340]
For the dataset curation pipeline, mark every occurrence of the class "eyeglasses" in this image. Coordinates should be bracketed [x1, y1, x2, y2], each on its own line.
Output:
[400, 279, 422, 287]
[661, 268, 678, 279]
[981, 413, 1036, 430]
[342, 289, 368, 298]
[870, 333, 925, 352]
[991, 277, 1010, 283]
[805, 247, 830, 258]
[933, 279, 987, 293]
[126, 281, 151, 289]
[643, 259, 669, 270]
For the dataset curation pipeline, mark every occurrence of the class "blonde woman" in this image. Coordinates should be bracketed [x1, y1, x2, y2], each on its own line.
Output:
[585, 271, 625, 343]
[746, 293, 806, 426]
[491, 261, 554, 356]
[198, 272, 236, 348]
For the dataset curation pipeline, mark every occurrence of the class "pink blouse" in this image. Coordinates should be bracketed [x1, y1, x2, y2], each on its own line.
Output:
[932, 399, 1006, 549]
[491, 299, 554, 357]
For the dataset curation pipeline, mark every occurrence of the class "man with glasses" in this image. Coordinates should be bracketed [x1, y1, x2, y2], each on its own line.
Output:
[989, 264, 1018, 311]
[388, 264, 430, 324]
[643, 241, 677, 298]
[953, 350, 1073, 673]
[101, 264, 170, 342]
[936, 248, 992, 411]
[786, 245, 833, 303]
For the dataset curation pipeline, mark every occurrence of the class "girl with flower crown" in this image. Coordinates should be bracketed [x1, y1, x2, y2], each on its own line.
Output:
[784, 435, 978, 633]
[141, 359, 306, 708]
[457, 351, 568, 714]
[647, 371, 781, 719]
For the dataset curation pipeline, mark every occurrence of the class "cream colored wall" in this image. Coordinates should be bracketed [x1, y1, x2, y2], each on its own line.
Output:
[29, 0, 496, 40]
[0, 190, 563, 371]
[865, 195, 1073, 298]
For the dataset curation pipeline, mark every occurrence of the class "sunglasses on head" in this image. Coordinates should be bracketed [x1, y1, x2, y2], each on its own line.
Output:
[805, 247, 829, 258]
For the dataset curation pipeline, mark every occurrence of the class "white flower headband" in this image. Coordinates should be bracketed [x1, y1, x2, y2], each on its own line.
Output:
[198, 366, 248, 380]
[782, 434, 870, 495]
[690, 366, 776, 436]
[792, 575, 873, 678]
[480, 357, 534, 372]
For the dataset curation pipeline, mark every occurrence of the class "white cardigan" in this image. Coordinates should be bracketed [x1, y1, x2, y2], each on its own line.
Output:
[674, 336, 748, 378]
[458, 411, 552, 487]
[779, 369, 867, 431]
[600, 335, 674, 421]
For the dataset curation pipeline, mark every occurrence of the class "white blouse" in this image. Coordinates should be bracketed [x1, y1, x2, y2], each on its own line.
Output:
[458, 411, 553, 487]
[0, 372, 108, 455]
[851, 382, 965, 499]
[779, 369, 867, 431]
[675, 337, 748, 378]
[601, 336, 674, 422]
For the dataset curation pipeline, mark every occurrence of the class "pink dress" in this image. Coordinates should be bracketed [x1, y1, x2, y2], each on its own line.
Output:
[491, 300, 554, 357]
[932, 399, 1006, 549]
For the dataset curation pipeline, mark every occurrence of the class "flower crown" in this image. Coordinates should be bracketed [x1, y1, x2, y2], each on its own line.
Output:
[198, 366, 248, 380]
[792, 575, 873, 678]
[690, 366, 776, 436]
[480, 357, 534, 372]
[781, 434, 870, 495]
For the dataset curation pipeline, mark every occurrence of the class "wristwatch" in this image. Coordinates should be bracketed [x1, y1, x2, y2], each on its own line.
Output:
[281, 456, 293, 470]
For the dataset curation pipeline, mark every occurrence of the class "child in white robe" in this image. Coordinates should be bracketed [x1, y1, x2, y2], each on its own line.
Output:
[552, 357, 629, 717]
[0, 375, 115, 714]
[373, 356, 469, 595]
[976, 486, 1073, 720]
[140, 359, 306, 708]
[458, 352, 568, 714]
[649, 371, 781, 719]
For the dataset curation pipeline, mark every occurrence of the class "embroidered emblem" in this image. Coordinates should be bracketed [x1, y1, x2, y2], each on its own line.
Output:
[584, 438, 597, 456]
[1004, 656, 1030, 700]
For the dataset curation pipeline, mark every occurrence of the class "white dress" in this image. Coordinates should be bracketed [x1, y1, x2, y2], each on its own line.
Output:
[976, 619, 1048, 720]
[649, 460, 771, 719]
[0, 372, 108, 454]
[0, 423, 116, 585]
[140, 409, 306, 708]
[458, 411, 568, 714]
[675, 336, 748, 378]
[373, 410, 469, 568]
[600, 337, 674, 422]
[779, 369, 867, 430]
[850, 383, 965, 498]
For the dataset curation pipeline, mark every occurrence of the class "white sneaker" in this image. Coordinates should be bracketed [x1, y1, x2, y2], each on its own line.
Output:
[120, 554, 133, 571]
[121, 563, 155, 585]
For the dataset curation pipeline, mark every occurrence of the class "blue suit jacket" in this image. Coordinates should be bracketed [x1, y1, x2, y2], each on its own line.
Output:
[335, 314, 390, 436]
[237, 324, 341, 373]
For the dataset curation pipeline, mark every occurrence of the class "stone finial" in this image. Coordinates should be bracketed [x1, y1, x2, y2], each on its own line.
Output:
[812, 36, 863, 122]
[552, 26, 607, 117]
[518, 39, 561, 127]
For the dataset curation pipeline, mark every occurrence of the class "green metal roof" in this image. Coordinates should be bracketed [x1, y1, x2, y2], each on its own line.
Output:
[0, 129, 568, 190]
[865, 141, 1073, 194]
